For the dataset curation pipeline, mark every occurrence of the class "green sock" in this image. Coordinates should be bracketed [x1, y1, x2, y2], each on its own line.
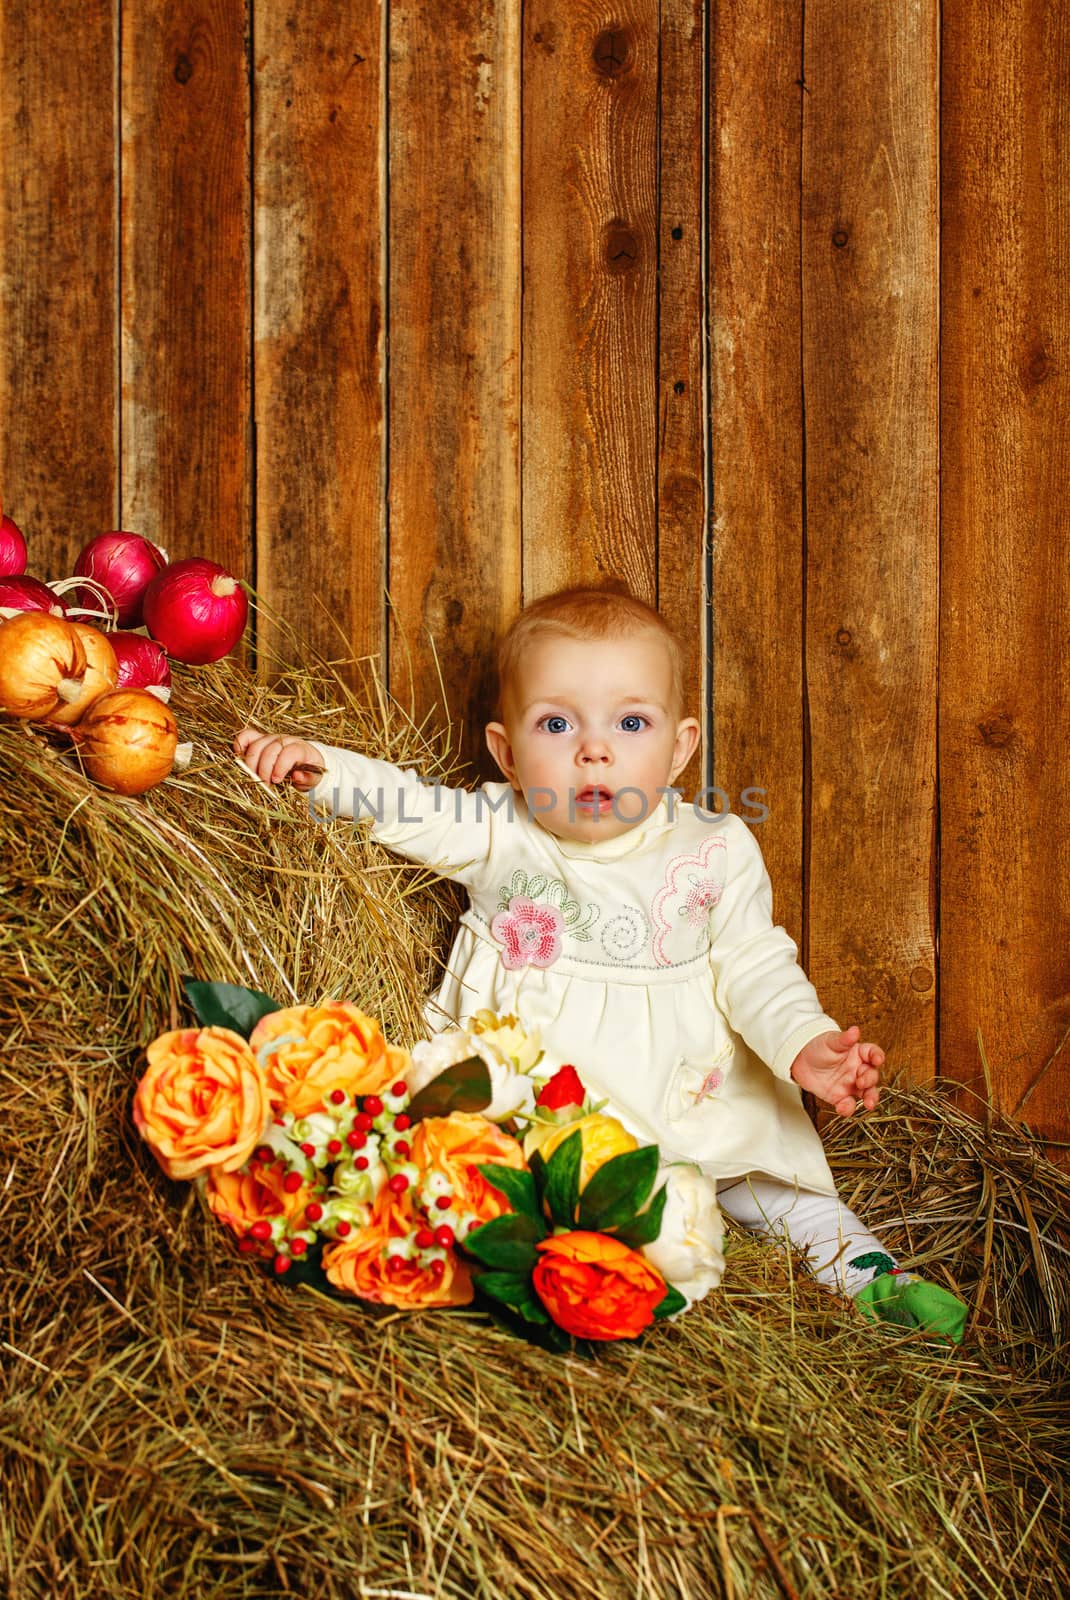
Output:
[854, 1269, 968, 1344]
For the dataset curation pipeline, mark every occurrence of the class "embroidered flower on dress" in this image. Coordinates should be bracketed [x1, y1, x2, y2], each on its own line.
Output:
[680, 878, 719, 928]
[495, 870, 599, 941]
[490, 895, 565, 970]
[692, 1067, 724, 1104]
[650, 834, 727, 966]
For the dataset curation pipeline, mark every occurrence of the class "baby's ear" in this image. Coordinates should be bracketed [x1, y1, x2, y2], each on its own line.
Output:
[670, 717, 701, 780]
[485, 722, 518, 785]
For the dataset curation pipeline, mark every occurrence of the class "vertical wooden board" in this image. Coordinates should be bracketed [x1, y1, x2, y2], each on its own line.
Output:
[801, 2, 939, 1069]
[122, 0, 250, 579]
[0, 0, 117, 575]
[709, 0, 806, 946]
[941, 1, 1070, 1137]
[655, 0, 705, 799]
[255, 0, 385, 672]
[522, 1, 659, 599]
[387, 0, 520, 776]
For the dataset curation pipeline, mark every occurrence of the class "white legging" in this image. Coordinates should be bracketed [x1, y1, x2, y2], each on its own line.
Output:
[716, 1174, 892, 1296]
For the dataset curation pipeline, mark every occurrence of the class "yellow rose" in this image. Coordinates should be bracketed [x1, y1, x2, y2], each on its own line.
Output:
[249, 1002, 408, 1118]
[524, 1112, 638, 1189]
[134, 1027, 268, 1181]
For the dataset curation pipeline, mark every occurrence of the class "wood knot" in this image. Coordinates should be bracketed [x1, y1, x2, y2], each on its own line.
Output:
[444, 598, 464, 628]
[603, 221, 639, 273]
[835, 628, 853, 647]
[1020, 343, 1055, 392]
[174, 53, 194, 84]
[660, 474, 701, 523]
[832, 228, 850, 249]
[977, 710, 1015, 748]
[592, 28, 634, 78]
[909, 966, 934, 993]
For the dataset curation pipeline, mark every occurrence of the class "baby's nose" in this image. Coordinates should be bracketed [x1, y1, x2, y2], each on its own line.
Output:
[578, 736, 611, 764]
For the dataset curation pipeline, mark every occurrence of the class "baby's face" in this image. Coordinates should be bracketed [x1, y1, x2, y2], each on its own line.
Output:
[485, 632, 700, 843]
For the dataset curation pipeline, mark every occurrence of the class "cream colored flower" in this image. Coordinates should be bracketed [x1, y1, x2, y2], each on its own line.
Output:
[641, 1165, 724, 1306]
[469, 1010, 544, 1075]
[406, 1027, 536, 1122]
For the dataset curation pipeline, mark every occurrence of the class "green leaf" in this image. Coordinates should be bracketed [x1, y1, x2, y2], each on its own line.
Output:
[462, 1212, 546, 1273]
[473, 1270, 550, 1325]
[182, 977, 280, 1038]
[476, 1163, 539, 1220]
[542, 1129, 583, 1228]
[406, 1057, 492, 1120]
[576, 1145, 659, 1231]
[609, 1184, 668, 1249]
[527, 1147, 548, 1201]
[653, 1284, 688, 1320]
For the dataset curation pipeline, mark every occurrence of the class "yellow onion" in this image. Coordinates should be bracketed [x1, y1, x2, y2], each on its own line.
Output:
[71, 688, 179, 795]
[43, 623, 119, 726]
[0, 611, 87, 718]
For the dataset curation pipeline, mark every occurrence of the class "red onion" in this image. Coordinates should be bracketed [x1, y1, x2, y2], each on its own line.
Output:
[73, 531, 168, 628]
[0, 574, 68, 619]
[142, 558, 248, 665]
[0, 515, 27, 577]
[106, 630, 173, 702]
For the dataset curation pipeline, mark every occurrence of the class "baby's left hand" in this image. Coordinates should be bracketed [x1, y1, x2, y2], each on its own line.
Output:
[789, 1026, 883, 1116]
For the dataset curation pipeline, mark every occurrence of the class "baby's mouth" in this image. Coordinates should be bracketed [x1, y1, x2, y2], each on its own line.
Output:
[574, 785, 614, 815]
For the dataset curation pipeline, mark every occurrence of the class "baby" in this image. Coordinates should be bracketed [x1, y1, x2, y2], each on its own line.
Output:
[236, 586, 966, 1339]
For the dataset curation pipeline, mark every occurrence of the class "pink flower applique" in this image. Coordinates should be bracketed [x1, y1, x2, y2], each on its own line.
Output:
[651, 834, 727, 966]
[692, 1067, 724, 1104]
[490, 895, 565, 971]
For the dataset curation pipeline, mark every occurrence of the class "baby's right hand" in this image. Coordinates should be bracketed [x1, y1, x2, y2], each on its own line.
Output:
[234, 727, 325, 791]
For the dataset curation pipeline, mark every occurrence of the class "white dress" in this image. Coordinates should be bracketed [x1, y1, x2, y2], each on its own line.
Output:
[308, 746, 841, 1197]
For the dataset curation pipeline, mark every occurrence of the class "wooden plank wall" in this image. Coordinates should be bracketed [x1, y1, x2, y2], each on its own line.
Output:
[801, 4, 940, 1081]
[941, 0, 1070, 1136]
[0, 0, 1067, 1144]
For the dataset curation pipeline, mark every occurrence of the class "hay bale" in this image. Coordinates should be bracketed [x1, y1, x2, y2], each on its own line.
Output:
[1, 648, 1067, 1599]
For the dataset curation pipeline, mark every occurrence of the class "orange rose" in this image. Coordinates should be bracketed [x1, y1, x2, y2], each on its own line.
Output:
[205, 1157, 319, 1255]
[532, 1232, 667, 1341]
[409, 1113, 527, 1224]
[322, 1189, 473, 1309]
[249, 1002, 409, 1118]
[134, 1026, 269, 1181]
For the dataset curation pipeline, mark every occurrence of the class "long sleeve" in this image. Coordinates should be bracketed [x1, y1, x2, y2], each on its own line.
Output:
[306, 742, 509, 890]
[706, 816, 839, 1080]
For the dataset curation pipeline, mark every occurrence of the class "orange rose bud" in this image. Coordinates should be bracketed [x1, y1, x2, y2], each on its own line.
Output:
[322, 1189, 473, 1309]
[205, 1157, 318, 1256]
[532, 1232, 668, 1341]
[134, 1026, 269, 1181]
[249, 1002, 410, 1118]
[409, 1113, 527, 1225]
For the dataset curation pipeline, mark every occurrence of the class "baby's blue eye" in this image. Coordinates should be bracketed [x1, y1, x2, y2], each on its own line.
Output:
[542, 715, 571, 734]
[619, 714, 647, 733]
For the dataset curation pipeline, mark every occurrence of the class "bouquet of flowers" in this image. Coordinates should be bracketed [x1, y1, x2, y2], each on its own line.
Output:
[133, 981, 724, 1351]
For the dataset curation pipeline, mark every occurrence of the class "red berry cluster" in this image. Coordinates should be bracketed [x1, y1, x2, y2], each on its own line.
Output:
[236, 1078, 414, 1275]
[233, 1078, 484, 1283]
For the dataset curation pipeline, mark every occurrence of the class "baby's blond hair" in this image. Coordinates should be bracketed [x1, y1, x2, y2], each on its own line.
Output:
[496, 585, 686, 717]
